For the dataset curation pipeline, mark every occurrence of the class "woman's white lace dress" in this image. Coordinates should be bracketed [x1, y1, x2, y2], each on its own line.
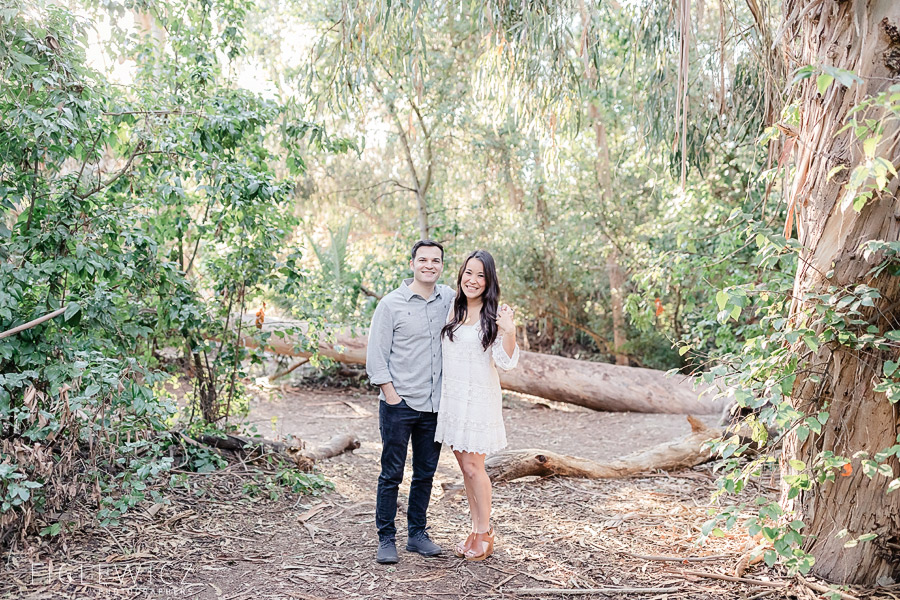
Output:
[435, 324, 519, 455]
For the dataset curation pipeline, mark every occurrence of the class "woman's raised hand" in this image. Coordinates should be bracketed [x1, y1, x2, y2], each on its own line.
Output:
[496, 304, 516, 335]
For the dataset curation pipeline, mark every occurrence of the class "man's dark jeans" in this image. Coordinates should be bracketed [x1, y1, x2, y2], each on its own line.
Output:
[376, 399, 441, 540]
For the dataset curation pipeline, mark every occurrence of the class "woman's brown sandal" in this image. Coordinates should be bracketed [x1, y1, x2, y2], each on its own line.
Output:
[454, 532, 476, 558]
[464, 527, 494, 561]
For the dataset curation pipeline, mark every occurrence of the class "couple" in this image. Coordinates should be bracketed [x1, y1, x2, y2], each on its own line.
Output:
[365, 240, 519, 564]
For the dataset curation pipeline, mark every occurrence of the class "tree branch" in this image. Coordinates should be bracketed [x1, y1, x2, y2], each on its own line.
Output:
[409, 99, 433, 198]
[102, 109, 198, 117]
[371, 71, 429, 238]
[76, 141, 148, 200]
[0, 305, 70, 340]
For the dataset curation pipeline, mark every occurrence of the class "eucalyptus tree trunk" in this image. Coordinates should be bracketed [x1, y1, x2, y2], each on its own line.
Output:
[590, 115, 629, 366]
[606, 246, 629, 366]
[780, 1, 900, 585]
[374, 80, 432, 240]
[579, 0, 630, 365]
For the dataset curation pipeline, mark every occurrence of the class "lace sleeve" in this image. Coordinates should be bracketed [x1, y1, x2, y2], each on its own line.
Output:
[491, 335, 519, 371]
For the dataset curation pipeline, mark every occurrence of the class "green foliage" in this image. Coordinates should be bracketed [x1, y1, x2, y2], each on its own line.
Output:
[0, 0, 340, 544]
[2, 0, 896, 581]
[241, 468, 333, 500]
[682, 77, 900, 574]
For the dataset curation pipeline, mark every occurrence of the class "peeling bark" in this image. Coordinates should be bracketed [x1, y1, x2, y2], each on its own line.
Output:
[780, 0, 900, 585]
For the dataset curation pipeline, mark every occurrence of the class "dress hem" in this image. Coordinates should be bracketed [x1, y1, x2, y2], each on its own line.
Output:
[435, 435, 507, 456]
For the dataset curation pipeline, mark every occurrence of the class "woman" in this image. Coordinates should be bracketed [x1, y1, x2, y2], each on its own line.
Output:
[434, 249, 519, 561]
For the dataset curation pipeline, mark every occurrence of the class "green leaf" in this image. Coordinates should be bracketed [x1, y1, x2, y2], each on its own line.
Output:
[803, 334, 819, 353]
[816, 73, 834, 96]
[789, 459, 806, 471]
[858, 533, 878, 542]
[791, 65, 815, 85]
[716, 290, 728, 311]
[10, 50, 38, 65]
[63, 303, 80, 322]
[822, 65, 863, 87]
[863, 135, 879, 159]
[884, 361, 898, 377]
[826, 164, 846, 181]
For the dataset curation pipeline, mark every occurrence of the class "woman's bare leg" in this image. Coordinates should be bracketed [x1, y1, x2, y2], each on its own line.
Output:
[456, 451, 492, 555]
[453, 449, 478, 553]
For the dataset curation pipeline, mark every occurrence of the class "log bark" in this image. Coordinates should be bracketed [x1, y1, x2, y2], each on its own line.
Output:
[778, 0, 900, 585]
[484, 416, 720, 482]
[194, 432, 360, 471]
[235, 318, 729, 415]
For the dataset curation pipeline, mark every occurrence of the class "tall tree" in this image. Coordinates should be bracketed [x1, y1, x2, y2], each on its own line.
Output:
[779, 1, 900, 584]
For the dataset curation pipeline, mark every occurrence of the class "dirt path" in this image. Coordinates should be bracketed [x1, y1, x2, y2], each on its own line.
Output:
[186, 388, 758, 599]
[4, 386, 795, 600]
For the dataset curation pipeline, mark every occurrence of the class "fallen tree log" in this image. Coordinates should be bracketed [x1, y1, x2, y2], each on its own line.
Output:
[484, 416, 721, 482]
[194, 432, 360, 471]
[296, 434, 362, 462]
[234, 317, 729, 415]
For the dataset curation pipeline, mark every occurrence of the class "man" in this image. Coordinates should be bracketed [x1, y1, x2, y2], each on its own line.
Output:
[365, 240, 455, 564]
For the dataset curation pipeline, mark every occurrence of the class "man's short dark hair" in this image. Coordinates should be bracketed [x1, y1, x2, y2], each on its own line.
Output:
[411, 240, 444, 261]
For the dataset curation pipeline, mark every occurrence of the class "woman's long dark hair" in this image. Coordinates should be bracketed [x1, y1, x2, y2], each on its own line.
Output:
[441, 250, 500, 350]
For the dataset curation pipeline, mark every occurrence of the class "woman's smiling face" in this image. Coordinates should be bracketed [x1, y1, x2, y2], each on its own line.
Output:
[460, 258, 486, 299]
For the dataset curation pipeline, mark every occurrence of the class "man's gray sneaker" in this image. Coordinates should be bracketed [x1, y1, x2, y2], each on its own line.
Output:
[406, 531, 442, 557]
[376, 537, 399, 564]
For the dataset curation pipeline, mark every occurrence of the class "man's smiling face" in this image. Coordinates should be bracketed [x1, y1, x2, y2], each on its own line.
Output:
[410, 245, 444, 285]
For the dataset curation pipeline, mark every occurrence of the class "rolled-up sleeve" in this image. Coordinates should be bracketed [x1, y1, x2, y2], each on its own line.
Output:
[366, 300, 394, 386]
[492, 337, 519, 371]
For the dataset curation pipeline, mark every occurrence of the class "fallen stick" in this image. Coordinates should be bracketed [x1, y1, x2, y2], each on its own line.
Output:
[797, 575, 860, 600]
[485, 415, 721, 482]
[297, 434, 361, 462]
[747, 592, 780, 600]
[268, 358, 309, 382]
[493, 573, 517, 589]
[509, 587, 681, 595]
[0, 305, 69, 340]
[193, 432, 360, 471]
[623, 552, 733, 562]
[677, 569, 786, 588]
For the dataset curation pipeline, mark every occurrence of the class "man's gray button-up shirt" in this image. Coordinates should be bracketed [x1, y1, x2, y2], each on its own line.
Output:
[365, 279, 455, 412]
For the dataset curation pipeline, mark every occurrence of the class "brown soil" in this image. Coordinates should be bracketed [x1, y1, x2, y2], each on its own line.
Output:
[4, 384, 878, 600]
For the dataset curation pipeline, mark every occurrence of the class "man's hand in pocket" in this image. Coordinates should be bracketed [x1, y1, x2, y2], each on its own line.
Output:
[380, 383, 403, 405]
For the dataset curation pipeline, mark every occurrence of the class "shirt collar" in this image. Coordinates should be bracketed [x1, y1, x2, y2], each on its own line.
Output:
[401, 278, 443, 302]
